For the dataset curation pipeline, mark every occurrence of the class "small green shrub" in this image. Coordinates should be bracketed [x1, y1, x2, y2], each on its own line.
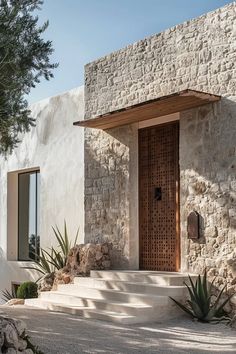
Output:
[17, 282, 38, 299]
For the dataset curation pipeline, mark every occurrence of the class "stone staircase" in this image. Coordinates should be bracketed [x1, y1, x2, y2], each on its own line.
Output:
[25, 270, 191, 324]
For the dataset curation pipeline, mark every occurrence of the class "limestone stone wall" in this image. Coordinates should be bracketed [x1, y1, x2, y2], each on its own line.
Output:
[85, 3, 236, 119]
[180, 100, 236, 291]
[84, 125, 138, 268]
[84, 2, 236, 272]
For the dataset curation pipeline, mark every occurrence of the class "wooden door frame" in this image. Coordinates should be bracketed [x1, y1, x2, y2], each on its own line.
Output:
[138, 120, 180, 272]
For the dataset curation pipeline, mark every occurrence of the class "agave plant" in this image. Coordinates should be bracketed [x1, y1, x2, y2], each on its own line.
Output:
[1, 287, 17, 302]
[22, 221, 79, 279]
[51, 221, 78, 262]
[170, 270, 233, 323]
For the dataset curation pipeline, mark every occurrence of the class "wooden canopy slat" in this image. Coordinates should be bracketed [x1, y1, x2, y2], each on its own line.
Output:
[74, 89, 221, 130]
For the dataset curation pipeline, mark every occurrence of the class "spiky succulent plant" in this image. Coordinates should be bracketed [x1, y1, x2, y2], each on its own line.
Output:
[170, 270, 233, 323]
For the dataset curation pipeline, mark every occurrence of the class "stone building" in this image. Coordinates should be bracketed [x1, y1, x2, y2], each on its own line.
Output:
[74, 2, 236, 290]
[0, 2, 236, 300]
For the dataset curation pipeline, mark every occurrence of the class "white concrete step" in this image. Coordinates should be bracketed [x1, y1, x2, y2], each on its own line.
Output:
[37, 291, 178, 315]
[27, 296, 150, 317]
[25, 296, 181, 324]
[25, 299, 138, 324]
[90, 270, 194, 285]
[26, 270, 191, 324]
[54, 285, 182, 305]
[70, 278, 186, 296]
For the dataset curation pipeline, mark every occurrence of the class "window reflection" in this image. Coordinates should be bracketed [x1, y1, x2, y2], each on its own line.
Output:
[18, 171, 40, 261]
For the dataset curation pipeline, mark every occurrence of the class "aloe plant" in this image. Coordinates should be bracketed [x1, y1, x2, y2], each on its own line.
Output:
[170, 270, 233, 323]
[22, 221, 79, 278]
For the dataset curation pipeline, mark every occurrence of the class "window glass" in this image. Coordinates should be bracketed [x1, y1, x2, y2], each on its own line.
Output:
[18, 171, 40, 261]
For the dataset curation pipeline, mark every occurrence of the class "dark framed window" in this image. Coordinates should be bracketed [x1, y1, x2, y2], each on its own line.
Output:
[18, 170, 40, 261]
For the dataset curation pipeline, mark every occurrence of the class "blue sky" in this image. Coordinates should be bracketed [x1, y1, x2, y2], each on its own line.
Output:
[29, 0, 232, 103]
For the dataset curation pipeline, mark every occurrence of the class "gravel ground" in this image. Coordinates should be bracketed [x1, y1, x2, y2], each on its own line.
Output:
[1, 306, 236, 354]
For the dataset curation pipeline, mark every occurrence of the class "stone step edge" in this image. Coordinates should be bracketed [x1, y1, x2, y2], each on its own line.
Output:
[90, 270, 197, 278]
[53, 286, 180, 300]
[39, 292, 159, 308]
[72, 279, 187, 289]
[89, 271, 196, 284]
[25, 300, 137, 319]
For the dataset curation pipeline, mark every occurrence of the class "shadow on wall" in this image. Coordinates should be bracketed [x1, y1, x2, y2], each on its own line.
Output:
[84, 124, 137, 269]
[180, 98, 236, 285]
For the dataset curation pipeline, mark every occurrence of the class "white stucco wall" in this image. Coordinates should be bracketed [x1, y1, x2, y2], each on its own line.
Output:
[0, 86, 84, 299]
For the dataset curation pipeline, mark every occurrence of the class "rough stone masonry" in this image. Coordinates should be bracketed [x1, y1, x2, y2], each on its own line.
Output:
[83, 2, 236, 289]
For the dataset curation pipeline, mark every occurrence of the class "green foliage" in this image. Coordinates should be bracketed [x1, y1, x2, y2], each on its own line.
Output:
[170, 270, 233, 323]
[16, 281, 38, 299]
[28, 248, 54, 275]
[0, 0, 58, 154]
[23, 221, 79, 278]
[1, 287, 17, 302]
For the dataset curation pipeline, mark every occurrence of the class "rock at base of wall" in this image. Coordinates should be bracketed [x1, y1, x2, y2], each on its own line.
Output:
[4, 299, 25, 306]
[70, 242, 112, 276]
[52, 242, 112, 290]
[0, 316, 40, 353]
[52, 268, 74, 290]
[38, 272, 55, 292]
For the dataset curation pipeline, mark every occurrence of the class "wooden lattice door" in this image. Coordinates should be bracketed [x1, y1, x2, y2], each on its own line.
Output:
[139, 121, 180, 271]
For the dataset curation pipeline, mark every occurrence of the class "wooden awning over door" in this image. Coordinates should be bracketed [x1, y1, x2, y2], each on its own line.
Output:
[74, 89, 220, 130]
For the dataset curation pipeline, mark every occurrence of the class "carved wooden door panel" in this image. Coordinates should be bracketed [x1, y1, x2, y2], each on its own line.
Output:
[139, 121, 180, 271]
